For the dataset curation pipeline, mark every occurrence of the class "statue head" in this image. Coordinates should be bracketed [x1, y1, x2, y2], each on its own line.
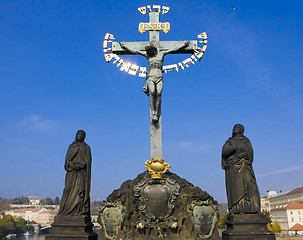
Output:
[75, 130, 86, 142]
[145, 42, 157, 57]
[232, 124, 244, 137]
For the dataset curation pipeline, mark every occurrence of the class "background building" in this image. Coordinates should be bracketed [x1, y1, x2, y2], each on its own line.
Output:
[271, 202, 303, 235]
[4, 208, 58, 227]
[261, 186, 303, 236]
[28, 196, 40, 205]
[269, 187, 303, 209]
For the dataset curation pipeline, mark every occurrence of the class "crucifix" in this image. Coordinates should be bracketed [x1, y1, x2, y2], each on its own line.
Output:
[103, 5, 207, 164]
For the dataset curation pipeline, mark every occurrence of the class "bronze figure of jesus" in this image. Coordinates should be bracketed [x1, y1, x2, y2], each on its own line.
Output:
[120, 41, 189, 121]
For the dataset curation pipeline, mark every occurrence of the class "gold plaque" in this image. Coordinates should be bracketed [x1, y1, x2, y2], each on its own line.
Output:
[138, 22, 170, 34]
[145, 158, 171, 179]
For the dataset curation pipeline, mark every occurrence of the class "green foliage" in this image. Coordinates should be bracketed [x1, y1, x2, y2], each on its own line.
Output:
[273, 221, 282, 233]
[54, 197, 60, 205]
[40, 197, 60, 205]
[92, 200, 102, 207]
[91, 200, 102, 215]
[267, 220, 282, 233]
[14, 217, 27, 234]
[218, 212, 228, 227]
[0, 197, 13, 211]
[263, 210, 272, 224]
[0, 215, 29, 237]
[40, 197, 54, 205]
[12, 196, 29, 205]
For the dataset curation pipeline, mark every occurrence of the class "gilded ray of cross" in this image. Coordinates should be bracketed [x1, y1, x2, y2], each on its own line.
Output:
[103, 5, 207, 161]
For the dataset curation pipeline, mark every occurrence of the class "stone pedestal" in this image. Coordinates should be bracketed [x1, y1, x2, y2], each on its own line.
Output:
[98, 171, 219, 240]
[222, 213, 276, 240]
[45, 215, 98, 240]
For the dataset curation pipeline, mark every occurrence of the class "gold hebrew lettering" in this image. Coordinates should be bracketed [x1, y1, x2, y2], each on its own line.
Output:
[138, 67, 147, 77]
[153, 5, 161, 12]
[163, 64, 178, 73]
[162, 6, 170, 14]
[138, 6, 146, 15]
[103, 48, 111, 53]
[178, 62, 184, 70]
[198, 32, 207, 39]
[104, 53, 114, 62]
[128, 64, 139, 75]
[120, 62, 131, 72]
[112, 55, 121, 64]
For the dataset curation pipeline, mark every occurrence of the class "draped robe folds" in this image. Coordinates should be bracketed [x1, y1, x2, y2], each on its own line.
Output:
[221, 136, 260, 214]
[58, 142, 92, 216]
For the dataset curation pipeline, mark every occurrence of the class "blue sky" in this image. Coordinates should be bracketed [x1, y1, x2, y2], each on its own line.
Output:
[1, 0, 303, 203]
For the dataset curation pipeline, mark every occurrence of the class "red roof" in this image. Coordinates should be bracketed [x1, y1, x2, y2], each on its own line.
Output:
[14, 209, 27, 213]
[271, 202, 303, 211]
[13, 208, 43, 213]
[289, 223, 303, 231]
[286, 202, 303, 210]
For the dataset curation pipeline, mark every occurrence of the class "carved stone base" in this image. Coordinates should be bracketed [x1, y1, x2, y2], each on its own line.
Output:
[98, 171, 219, 240]
[222, 213, 276, 240]
[45, 215, 98, 240]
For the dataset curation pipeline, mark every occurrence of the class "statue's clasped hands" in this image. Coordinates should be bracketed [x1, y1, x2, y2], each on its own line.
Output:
[238, 152, 248, 160]
[73, 162, 85, 170]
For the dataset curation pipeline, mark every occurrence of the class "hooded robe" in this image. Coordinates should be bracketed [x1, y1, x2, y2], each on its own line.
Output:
[221, 132, 260, 214]
[58, 135, 92, 216]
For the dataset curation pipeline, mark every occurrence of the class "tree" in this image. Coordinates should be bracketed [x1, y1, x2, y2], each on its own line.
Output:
[92, 200, 102, 207]
[12, 196, 29, 204]
[0, 215, 28, 237]
[218, 212, 228, 228]
[263, 210, 272, 224]
[267, 220, 282, 233]
[54, 197, 60, 205]
[40, 197, 54, 205]
[14, 217, 27, 234]
[0, 197, 13, 211]
[0, 215, 15, 236]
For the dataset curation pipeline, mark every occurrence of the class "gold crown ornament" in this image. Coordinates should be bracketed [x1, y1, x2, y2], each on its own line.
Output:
[145, 158, 171, 179]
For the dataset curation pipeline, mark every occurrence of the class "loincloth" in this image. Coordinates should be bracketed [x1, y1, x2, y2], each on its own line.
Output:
[146, 76, 163, 84]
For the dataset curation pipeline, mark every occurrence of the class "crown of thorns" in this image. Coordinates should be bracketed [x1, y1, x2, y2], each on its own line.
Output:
[145, 42, 157, 50]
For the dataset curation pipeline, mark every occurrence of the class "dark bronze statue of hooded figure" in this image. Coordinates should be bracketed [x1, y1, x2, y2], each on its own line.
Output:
[58, 130, 92, 216]
[221, 124, 260, 214]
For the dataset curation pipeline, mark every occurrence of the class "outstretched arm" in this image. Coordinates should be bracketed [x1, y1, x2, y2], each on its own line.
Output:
[164, 41, 189, 55]
[119, 42, 147, 57]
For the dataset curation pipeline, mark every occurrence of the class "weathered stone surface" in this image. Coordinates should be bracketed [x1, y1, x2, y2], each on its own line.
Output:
[221, 125, 275, 239]
[59, 130, 92, 217]
[45, 215, 98, 240]
[222, 213, 276, 240]
[98, 171, 219, 240]
[46, 130, 97, 240]
[222, 124, 260, 214]
[99, 201, 126, 240]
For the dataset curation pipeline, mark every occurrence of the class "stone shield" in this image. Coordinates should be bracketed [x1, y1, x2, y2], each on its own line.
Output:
[134, 178, 180, 221]
[99, 201, 125, 240]
[187, 199, 218, 239]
